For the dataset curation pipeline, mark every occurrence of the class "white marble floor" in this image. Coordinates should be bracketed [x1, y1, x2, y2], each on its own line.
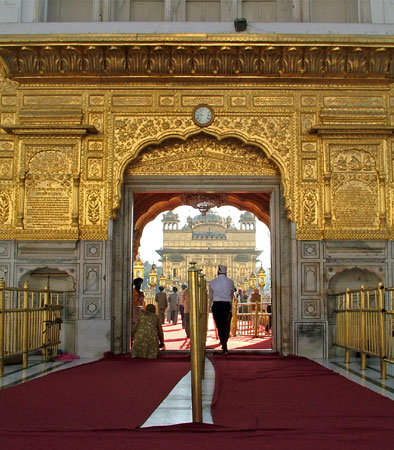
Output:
[141, 357, 215, 427]
[0, 355, 96, 390]
[313, 356, 394, 401]
[2, 354, 394, 427]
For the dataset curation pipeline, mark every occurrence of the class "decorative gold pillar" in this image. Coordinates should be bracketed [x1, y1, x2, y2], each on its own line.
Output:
[72, 175, 80, 227]
[17, 172, 25, 229]
[378, 174, 386, 227]
[323, 174, 332, 226]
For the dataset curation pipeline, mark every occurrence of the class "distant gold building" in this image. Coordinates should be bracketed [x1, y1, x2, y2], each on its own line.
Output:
[158, 210, 261, 285]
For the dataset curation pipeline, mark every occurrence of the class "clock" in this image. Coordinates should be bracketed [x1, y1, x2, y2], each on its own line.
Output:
[192, 104, 214, 127]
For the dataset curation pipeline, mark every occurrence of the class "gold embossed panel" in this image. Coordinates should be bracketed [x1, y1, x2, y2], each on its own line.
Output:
[125, 134, 279, 177]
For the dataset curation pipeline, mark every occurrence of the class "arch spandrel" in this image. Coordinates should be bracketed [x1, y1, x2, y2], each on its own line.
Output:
[113, 114, 294, 217]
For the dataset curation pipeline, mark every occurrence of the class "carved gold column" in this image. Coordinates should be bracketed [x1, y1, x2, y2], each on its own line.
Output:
[17, 172, 25, 229]
[72, 175, 80, 227]
[378, 174, 386, 227]
[323, 173, 332, 226]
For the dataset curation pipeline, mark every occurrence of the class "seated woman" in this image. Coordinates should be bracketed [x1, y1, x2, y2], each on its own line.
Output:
[131, 304, 165, 359]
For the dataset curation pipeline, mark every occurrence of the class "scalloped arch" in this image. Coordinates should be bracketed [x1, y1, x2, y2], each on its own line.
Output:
[115, 128, 289, 214]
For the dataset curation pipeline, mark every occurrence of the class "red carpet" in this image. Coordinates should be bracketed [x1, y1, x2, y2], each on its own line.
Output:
[164, 313, 272, 350]
[0, 353, 190, 432]
[209, 354, 394, 447]
[2, 353, 394, 449]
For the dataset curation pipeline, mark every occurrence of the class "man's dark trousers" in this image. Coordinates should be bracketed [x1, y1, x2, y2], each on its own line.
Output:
[212, 301, 232, 352]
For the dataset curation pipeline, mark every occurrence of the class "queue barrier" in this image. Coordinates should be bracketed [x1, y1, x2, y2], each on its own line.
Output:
[0, 279, 64, 377]
[230, 299, 272, 338]
[334, 282, 394, 379]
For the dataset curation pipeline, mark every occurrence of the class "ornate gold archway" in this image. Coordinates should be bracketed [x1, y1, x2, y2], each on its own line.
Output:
[116, 126, 289, 215]
[124, 133, 279, 255]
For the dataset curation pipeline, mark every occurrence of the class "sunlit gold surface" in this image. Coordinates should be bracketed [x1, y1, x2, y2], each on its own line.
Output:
[0, 34, 394, 240]
[334, 282, 394, 380]
[0, 280, 63, 376]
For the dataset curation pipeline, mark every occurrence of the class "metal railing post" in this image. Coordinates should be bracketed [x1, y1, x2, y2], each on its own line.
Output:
[0, 279, 5, 377]
[22, 280, 29, 369]
[188, 262, 202, 423]
[42, 284, 50, 362]
[254, 301, 259, 338]
[230, 297, 237, 336]
[345, 288, 351, 364]
[378, 282, 387, 379]
[360, 285, 366, 370]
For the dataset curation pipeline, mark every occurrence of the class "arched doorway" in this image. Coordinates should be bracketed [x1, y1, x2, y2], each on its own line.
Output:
[111, 133, 292, 355]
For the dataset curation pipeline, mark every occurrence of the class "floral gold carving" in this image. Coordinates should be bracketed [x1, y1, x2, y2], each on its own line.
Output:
[302, 142, 317, 153]
[1, 37, 394, 241]
[125, 135, 280, 177]
[303, 190, 318, 225]
[159, 96, 175, 106]
[1, 43, 393, 79]
[253, 97, 293, 107]
[302, 159, 317, 181]
[301, 96, 317, 107]
[87, 158, 103, 180]
[0, 158, 13, 179]
[0, 190, 11, 225]
[231, 97, 246, 106]
[88, 141, 103, 151]
[112, 96, 152, 106]
[323, 97, 383, 108]
[89, 96, 104, 106]
[23, 95, 82, 106]
[1, 96, 16, 106]
[86, 190, 101, 225]
[182, 96, 224, 106]
[89, 114, 103, 132]
[0, 141, 14, 151]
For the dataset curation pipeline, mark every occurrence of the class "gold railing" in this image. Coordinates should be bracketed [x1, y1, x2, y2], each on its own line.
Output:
[230, 299, 272, 338]
[334, 283, 394, 379]
[0, 280, 64, 377]
[188, 262, 208, 423]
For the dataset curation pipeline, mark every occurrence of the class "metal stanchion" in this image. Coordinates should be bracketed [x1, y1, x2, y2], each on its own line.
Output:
[0, 279, 5, 377]
[188, 262, 202, 423]
[378, 282, 387, 379]
[22, 281, 29, 369]
[360, 285, 366, 370]
[42, 284, 50, 362]
[345, 288, 351, 364]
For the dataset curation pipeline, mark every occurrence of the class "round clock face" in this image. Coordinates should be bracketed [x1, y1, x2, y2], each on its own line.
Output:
[193, 105, 214, 126]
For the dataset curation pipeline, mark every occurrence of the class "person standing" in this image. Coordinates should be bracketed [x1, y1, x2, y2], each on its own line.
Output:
[132, 277, 145, 325]
[250, 287, 261, 331]
[179, 284, 187, 328]
[180, 286, 190, 338]
[155, 285, 168, 324]
[208, 264, 235, 355]
[168, 286, 180, 325]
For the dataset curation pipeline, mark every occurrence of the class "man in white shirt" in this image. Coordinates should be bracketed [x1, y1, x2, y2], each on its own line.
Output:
[208, 264, 235, 355]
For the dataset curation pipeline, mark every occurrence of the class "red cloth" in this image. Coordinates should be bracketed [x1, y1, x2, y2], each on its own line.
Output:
[210, 354, 394, 441]
[0, 354, 190, 432]
[55, 353, 80, 361]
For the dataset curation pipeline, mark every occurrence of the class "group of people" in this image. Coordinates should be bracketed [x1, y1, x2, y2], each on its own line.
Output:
[130, 264, 236, 358]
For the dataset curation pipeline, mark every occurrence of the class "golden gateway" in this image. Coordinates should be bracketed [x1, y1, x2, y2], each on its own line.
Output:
[0, 29, 393, 359]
